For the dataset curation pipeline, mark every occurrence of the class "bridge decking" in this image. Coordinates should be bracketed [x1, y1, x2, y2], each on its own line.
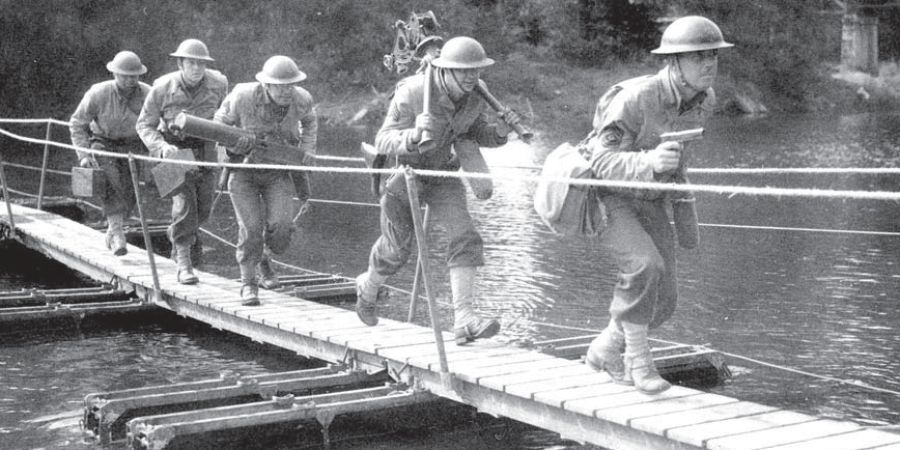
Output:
[3, 203, 899, 450]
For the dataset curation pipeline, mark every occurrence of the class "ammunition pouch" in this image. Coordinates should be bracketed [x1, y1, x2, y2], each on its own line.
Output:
[670, 173, 699, 249]
[672, 197, 699, 249]
[291, 171, 311, 203]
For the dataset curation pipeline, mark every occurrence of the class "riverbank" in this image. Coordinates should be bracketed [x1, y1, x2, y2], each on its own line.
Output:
[315, 56, 900, 147]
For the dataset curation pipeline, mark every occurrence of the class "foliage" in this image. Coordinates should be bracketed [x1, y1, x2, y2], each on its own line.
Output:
[0, 0, 887, 119]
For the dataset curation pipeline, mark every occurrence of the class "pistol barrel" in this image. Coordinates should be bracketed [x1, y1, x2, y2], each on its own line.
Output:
[660, 128, 704, 143]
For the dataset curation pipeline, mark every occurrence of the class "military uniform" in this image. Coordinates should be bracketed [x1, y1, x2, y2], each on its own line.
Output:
[590, 67, 714, 328]
[70, 79, 150, 217]
[136, 68, 228, 260]
[214, 81, 317, 286]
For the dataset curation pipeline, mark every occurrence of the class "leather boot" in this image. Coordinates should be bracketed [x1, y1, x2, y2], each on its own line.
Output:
[257, 254, 281, 290]
[622, 322, 670, 394]
[585, 320, 631, 385]
[240, 283, 260, 306]
[450, 267, 500, 345]
[174, 243, 198, 285]
[106, 214, 128, 256]
[355, 271, 387, 326]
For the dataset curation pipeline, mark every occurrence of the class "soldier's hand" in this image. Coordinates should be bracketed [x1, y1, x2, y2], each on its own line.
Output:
[167, 122, 183, 138]
[414, 112, 436, 145]
[301, 152, 316, 166]
[647, 141, 682, 174]
[496, 108, 522, 137]
[162, 144, 181, 159]
[79, 156, 99, 168]
[232, 135, 255, 155]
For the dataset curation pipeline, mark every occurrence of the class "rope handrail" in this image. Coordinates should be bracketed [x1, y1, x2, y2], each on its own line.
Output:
[0, 117, 69, 126]
[4, 117, 900, 174]
[498, 165, 900, 175]
[12, 177, 899, 237]
[3, 124, 900, 202]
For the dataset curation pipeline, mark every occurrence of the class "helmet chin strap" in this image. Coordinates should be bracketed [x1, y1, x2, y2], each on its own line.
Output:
[437, 68, 466, 102]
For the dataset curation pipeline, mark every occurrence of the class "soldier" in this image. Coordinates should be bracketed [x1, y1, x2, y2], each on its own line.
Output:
[414, 35, 443, 73]
[213, 56, 317, 306]
[583, 16, 733, 394]
[354, 36, 520, 345]
[69, 51, 151, 256]
[136, 39, 228, 284]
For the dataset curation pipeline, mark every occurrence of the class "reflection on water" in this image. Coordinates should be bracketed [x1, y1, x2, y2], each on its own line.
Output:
[3, 112, 900, 448]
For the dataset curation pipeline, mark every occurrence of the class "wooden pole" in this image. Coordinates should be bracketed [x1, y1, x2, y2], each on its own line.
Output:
[128, 154, 161, 303]
[36, 122, 52, 210]
[0, 152, 16, 231]
[407, 205, 429, 322]
[403, 167, 448, 375]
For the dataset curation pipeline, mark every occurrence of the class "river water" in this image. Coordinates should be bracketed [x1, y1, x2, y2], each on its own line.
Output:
[2, 111, 900, 449]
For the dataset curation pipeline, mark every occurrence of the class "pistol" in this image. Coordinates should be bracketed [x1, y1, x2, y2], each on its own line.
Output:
[660, 128, 703, 177]
[660, 128, 704, 143]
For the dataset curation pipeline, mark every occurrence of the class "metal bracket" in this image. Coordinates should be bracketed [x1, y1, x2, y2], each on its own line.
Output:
[385, 360, 412, 385]
[339, 345, 357, 370]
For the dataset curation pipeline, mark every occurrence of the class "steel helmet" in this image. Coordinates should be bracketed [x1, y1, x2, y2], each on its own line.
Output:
[431, 36, 494, 69]
[414, 35, 444, 58]
[169, 39, 215, 61]
[255, 55, 307, 84]
[651, 16, 734, 55]
[106, 51, 147, 76]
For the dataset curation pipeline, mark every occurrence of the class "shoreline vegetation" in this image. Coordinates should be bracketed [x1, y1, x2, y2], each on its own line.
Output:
[3, 1, 900, 148]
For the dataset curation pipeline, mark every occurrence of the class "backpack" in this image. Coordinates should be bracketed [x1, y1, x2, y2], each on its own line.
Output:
[533, 142, 606, 236]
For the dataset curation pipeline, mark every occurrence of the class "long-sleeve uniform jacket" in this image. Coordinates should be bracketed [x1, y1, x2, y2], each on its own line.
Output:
[590, 66, 714, 198]
[69, 79, 150, 216]
[367, 72, 508, 276]
[375, 74, 507, 167]
[215, 81, 317, 202]
[70, 80, 151, 157]
[214, 82, 317, 163]
[588, 66, 714, 328]
[136, 69, 228, 161]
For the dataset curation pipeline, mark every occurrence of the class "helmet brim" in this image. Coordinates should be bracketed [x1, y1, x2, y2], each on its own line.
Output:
[255, 72, 307, 84]
[169, 52, 215, 62]
[650, 41, 734, 55]
[431, 57, 495, 69]
[106, 61, 148, 76]
[415, 36, 445, 57]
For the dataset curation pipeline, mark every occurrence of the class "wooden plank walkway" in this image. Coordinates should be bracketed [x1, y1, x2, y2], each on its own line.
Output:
[2, 202, 899, 450]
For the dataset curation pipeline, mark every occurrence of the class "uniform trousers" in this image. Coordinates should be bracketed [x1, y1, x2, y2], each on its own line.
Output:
[368, 175, 484, 278]
[598, 195, 677, 329]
